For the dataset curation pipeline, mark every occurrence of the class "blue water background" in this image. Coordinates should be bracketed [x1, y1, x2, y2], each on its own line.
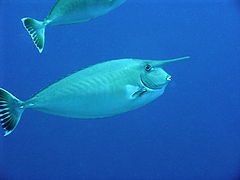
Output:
[0, 0, 240, 179]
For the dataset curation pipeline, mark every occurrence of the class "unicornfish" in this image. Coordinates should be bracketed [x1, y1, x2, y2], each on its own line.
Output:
[0, 56, 189, 136]
[21, 0, 126, 53]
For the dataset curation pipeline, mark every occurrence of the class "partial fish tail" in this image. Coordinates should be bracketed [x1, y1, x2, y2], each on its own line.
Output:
[0, 88, 25, 136]
[21, 17, 46, 53]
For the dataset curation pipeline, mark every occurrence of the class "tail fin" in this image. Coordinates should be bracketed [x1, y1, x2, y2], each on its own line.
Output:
[21, 17, 46, 53]
[0, 88, 25, 136]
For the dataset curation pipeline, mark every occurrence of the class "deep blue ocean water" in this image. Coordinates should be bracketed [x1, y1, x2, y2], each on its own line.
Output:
[0, 0, 240, 179]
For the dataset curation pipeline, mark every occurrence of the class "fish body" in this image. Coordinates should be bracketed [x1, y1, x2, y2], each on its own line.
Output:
[0, 56, 189, 136]
[27, 59, 165, 118]
[21, 0, 126, 53]
[46, 0, 126, 26]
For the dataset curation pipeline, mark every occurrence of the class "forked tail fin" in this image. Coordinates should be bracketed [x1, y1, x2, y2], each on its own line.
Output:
[21, 17, 46, 53]
[0, 88, 25, 136]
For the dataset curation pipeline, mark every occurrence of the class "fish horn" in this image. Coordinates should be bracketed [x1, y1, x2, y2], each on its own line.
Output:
[154, 56, 190, 67]
[0, 88, 25, 136]
[21, 17, 46, 53]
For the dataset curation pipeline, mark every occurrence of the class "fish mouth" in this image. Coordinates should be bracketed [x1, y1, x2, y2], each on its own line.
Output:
[166, 75, 172, 81]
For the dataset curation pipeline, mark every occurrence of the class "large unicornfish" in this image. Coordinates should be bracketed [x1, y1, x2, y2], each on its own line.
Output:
[0, 56, 189, 136]
[21, 0, 126, 53]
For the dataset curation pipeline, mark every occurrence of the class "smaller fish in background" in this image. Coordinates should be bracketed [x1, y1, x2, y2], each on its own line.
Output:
[21, 0, 127, 53]
[0, 56, 189, 136]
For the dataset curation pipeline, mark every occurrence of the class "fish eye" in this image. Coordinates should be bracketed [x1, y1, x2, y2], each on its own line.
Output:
[145, 64, 152, 72]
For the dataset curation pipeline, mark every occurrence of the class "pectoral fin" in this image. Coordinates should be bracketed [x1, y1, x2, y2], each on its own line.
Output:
[132, 89, 147, 98]
[126, 85, 147, 99]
